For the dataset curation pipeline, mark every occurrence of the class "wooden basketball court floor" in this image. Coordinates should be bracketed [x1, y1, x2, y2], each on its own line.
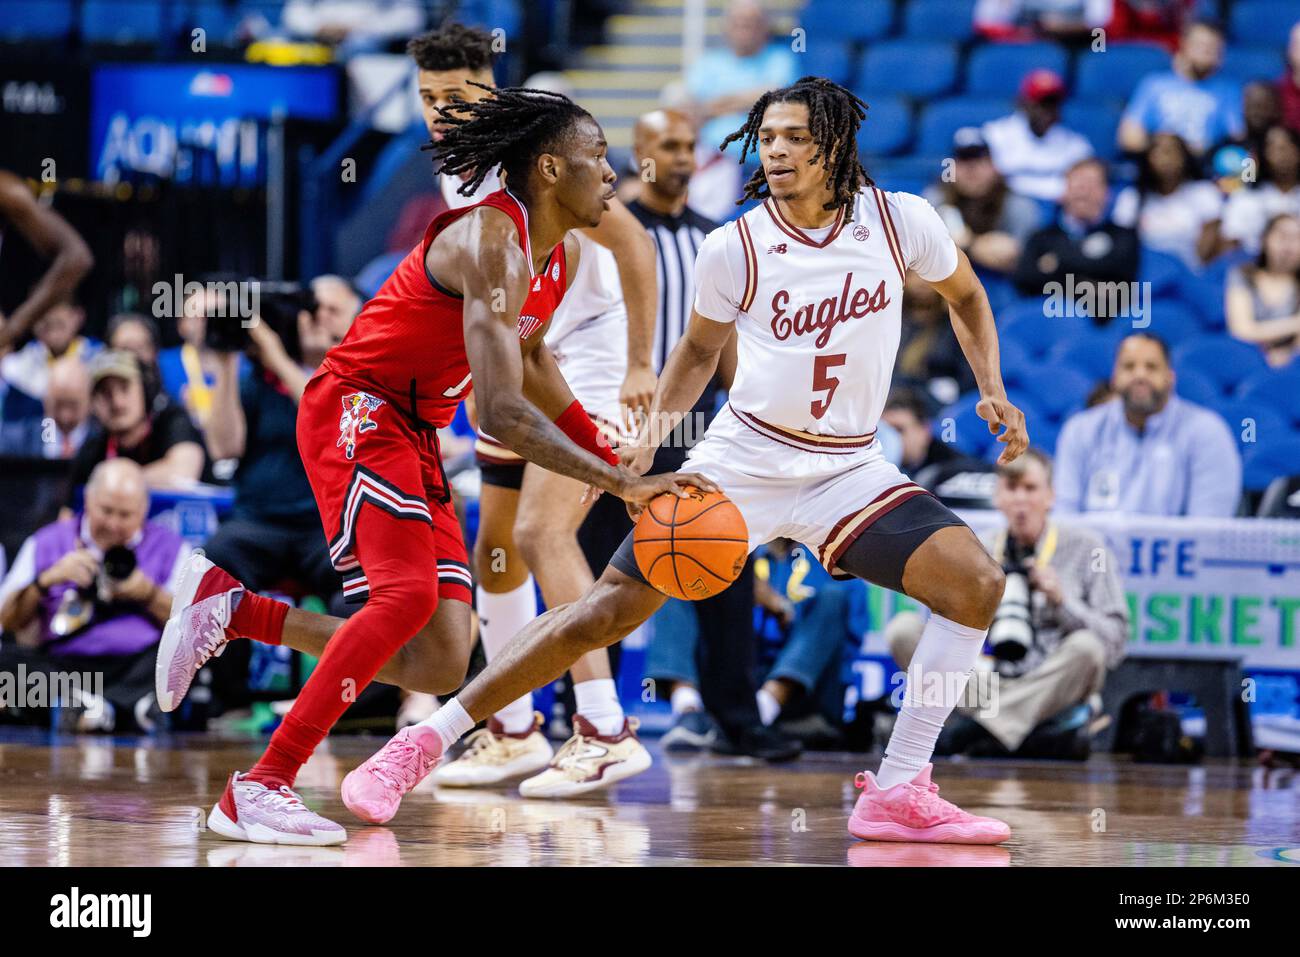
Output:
[1, 728, 1297, 867]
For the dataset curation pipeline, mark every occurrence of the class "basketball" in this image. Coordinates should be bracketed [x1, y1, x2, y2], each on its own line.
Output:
[633, 487, 748, 601]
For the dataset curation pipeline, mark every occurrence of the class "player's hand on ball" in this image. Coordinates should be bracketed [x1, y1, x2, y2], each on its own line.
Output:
[976, 394, 1029, 464]
[619, 471, 720, 520]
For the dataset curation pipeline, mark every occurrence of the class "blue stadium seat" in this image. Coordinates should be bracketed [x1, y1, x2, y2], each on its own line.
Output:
[1138, 247, 1193, 299]
[964, 42, 1069, 97]
[998, 335, 1034, 387]
[1243, 438, 1300, 491]
[1173, 336, 1271, 399]
[805, 40, 856, 86]
[1073, 44, 1170, 100]
[902, 0, 976, 42]
[940, 390, 1044, 457]
[1230, 2, 1300, 47]
[801, 0, 895, 43]
[170, 1, 237, 44]
[1238, 368, 1300, 424]
[1048, 328, 1123, 382]
[1016, 361, 1093, 420]
[1221, 46, 1286, 83]
[1, 1, 74, 40]
[1143, 300, 1204, 347]
[1174, 368, 1222, 407]
[856, 40, 960, 98]
[1000, 303, 1094, 357]
[83, 0, 164, 43]
[916, 96, 1012, 155]
[857, 95, 912, 156]
[864, 156, 936, 195]
[1212, 400, 1289, 455]
[1061, 100, 1121, 161]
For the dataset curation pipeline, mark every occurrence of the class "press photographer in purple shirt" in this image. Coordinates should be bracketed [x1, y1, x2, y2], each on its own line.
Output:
[0, 459, 188, 731]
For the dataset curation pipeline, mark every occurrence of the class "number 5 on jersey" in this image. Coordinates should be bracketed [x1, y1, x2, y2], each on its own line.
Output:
[811, 353, 846, 419]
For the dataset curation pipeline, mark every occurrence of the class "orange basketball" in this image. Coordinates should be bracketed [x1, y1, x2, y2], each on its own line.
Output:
[633, 487, 749, 601]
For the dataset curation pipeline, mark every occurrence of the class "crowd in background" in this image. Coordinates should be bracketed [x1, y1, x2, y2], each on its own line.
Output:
[1, 0, 1299, 758]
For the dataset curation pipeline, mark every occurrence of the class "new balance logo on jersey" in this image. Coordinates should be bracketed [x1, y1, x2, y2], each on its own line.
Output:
[767, 243, 787, 254]
[770, 272, 892, 349]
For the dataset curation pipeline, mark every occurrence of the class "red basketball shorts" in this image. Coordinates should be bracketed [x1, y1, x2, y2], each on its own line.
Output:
[297, 369, 472, 605]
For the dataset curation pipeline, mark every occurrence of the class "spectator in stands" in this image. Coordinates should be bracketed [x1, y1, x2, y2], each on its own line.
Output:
[1240, 81, 1282, 159]
[882, 388, 968, 479]
[280, 0, 424, 51]
[0, 459, 187, 732]
[0, 170, 93, 356]
[1013, 158, 1140, 315]
[684, 0, 796, 159]
[1118, 20, 1243, 156]
[983, 70, 1093, 205]
[70, 351, 205, 493]
[1226, 213, 1300, 367]
[1112, 133, 1223, 269]
[1222, 125, 1300, 255]
[752, 538, 858, 748]
[1, 302, 98, 422]
[202, 274, 361, 631]
[159, 290, 221, 430]
[0, 358, 91, 459]
[928, 128, 1042, 276]
[1281, 22, 1300, 134]
[896, 274, 976, 403]
[886, 448, 1128, 759]
[1054, 333, 1242, 516]
[973, 0, 1110, 42]
[106, 313, 160, 370]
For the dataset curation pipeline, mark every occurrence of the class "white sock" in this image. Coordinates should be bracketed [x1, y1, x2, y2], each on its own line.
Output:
[477, 580, 538, 734]
[574, 677, 624, 736]
[876, 613, 988, 790]
[670, 684, 703, 715]
[756, 688, 781, 726]
[418, 697, 474, 751]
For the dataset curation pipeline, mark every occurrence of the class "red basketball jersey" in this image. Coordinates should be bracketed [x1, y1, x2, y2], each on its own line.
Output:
[321, 188, 568, 429]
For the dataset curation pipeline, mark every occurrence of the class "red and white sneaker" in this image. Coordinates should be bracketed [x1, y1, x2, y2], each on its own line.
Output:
[155, 553, 243, 712]
[341, 726, 443, 824]
[208, 772, 346, 846]
[518, 715, 652, 798]
[848, 764, 1011, 845]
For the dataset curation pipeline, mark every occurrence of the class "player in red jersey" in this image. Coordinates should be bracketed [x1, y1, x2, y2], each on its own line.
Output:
[156, 86, 714, 845]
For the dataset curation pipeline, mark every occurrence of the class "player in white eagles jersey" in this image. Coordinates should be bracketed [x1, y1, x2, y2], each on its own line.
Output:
[358, 77, 1030, 845]
[410, 23, 662, 796]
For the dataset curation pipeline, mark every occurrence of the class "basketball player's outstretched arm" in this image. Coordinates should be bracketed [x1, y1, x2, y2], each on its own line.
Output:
[624, 308, 734, 472]
[0, 170, 94, 353]
[930, 249, 1029, 464]
[439, 215, 715, 506]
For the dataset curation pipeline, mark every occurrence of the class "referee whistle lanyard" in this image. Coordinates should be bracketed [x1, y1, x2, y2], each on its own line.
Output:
[990, 522, 1059, 568]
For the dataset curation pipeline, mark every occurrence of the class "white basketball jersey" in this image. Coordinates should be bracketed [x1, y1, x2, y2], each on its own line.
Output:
[693, 187, 958, 443]
[545, 230, 625, 349]
[439, 166, 502, 210]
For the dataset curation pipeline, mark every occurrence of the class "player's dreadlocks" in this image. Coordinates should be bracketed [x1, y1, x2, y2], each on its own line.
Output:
[720, 76, 873, 211]
[423, 83, 595, 199]
[406, 22, 496, 74]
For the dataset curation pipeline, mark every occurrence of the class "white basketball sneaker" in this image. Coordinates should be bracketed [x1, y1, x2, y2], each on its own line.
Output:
[518, 715, 652, 798]
[433, 712, 554, 787]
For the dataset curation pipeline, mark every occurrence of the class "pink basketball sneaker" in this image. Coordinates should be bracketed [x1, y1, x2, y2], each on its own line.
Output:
[848, 764, 1011, 845]
[208, 772, 346, 846]
[342, 726, 443, 824]
[155, 553, 243, 712]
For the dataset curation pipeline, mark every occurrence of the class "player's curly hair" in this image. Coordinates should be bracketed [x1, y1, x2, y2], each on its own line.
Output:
[720, 76, 873, 211]
[423, 83, 596, 199]
[406, 22, 496, 74]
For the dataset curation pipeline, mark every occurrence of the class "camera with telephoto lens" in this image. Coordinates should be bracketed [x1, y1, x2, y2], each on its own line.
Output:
[49, 546, 138, 637]
[204, 278, 312, 363]
[988, 539, 1035, 662]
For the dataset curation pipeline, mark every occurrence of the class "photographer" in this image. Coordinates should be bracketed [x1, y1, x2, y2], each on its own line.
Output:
[885, 449, 1128, 758]
[0, 460, 187, 731]
[201, 275, 361, 657]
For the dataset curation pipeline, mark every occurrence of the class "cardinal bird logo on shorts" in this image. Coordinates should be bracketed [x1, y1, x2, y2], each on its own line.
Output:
[337, 392, 384, 460]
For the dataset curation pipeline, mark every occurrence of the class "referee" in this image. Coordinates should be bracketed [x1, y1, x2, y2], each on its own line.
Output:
[578, 108, 800, 763]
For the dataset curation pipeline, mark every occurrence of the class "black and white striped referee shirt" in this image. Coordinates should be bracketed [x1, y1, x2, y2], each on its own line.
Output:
[624, 198, 719, 374]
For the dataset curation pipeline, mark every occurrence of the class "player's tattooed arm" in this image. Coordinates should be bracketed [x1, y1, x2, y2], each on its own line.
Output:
[0, 170, 94, 352]
[930, 249, 1029, 464]
[581, 197, 657, 419]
